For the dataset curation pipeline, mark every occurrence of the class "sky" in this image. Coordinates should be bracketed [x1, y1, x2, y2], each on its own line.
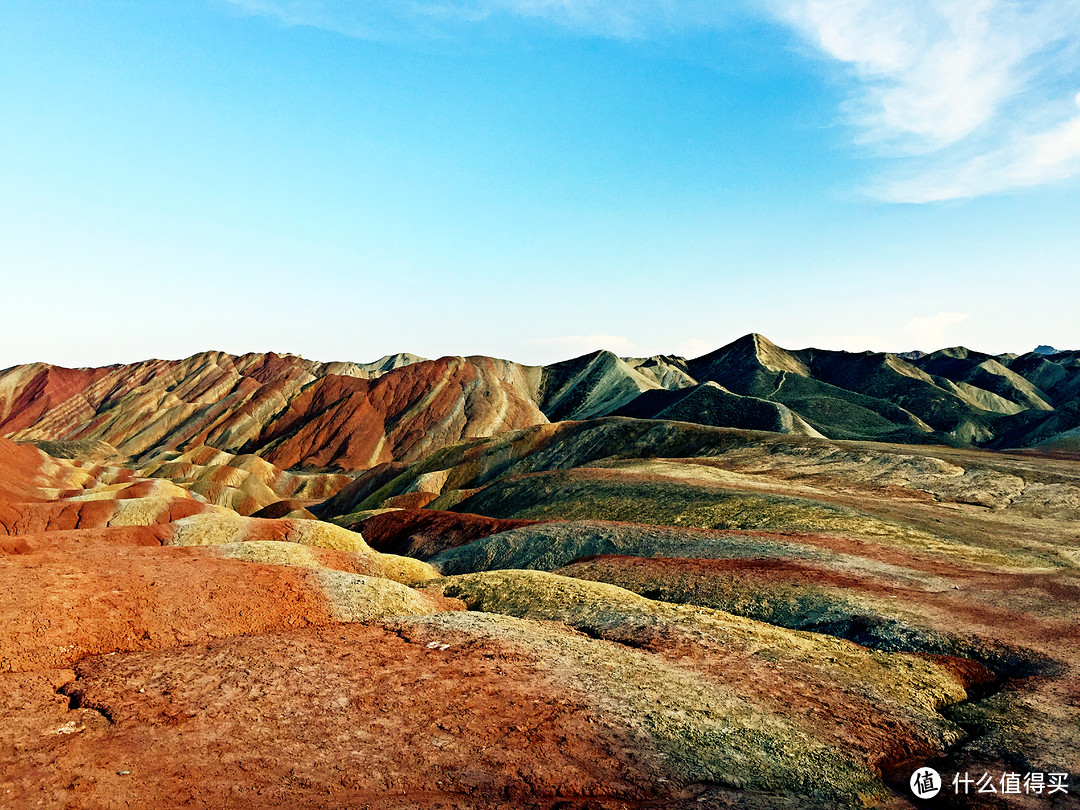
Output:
[2, 0, 1079, 368]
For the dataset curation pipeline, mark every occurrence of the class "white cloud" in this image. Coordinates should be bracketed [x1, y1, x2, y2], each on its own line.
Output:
[799, 333, 894, 352]
[768, 0, 1080, 200]
[674, 337, 714, 358]
[877, 91, 1080, 201]
[771, 0, 1028, 152]
[905, 311, 970, 349]
[526, 332, 639, 356]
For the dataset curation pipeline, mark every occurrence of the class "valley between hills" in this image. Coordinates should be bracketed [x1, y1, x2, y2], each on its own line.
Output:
[1, 334, 1078, 809]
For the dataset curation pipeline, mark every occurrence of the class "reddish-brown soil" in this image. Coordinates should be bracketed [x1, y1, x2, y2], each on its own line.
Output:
[1, 525, 172, 555]
[355, 509, 540, 559]
[0, 498, 211, 537]
[1, 625, 664, 810]
[0, 438, 76, 502]
[0, 544, 449, 673]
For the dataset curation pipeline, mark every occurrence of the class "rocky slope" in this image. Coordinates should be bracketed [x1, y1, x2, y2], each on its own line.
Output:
[3, 406, 1080, 807]
[337, 421, 1080, 807]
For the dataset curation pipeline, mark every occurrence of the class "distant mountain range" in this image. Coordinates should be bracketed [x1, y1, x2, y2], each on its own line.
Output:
[2, 334, 1079, 473]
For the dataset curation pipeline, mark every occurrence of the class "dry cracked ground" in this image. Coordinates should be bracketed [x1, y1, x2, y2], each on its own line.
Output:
[2, 415, 1079, 809]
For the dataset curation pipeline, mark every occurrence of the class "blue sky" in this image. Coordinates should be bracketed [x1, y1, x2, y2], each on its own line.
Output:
[2, 0, 1078, 368]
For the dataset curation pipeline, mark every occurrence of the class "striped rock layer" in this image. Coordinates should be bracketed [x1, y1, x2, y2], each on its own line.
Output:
[4, 337, 1079, 479]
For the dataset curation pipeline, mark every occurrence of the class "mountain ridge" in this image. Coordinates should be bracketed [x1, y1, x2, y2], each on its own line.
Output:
[3, 335, 1079, 472]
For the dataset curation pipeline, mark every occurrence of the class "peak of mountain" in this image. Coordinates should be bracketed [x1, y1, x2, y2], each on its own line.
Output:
[689, 333, 811, 381]
[622, 355, 696, 391]
[538, 350, 661, 422]
[353, 352, 428, 376]
[930, 346, 974, 360]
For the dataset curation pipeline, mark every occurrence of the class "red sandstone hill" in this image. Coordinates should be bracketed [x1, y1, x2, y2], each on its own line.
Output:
[0, 352, 550, 472]
[0, 439, 70, 502]
[254, 356, 546, 470]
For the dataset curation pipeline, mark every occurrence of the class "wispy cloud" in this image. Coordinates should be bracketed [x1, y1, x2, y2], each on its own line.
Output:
[224, 0, 1080, 201]
[877, 91, 1080, 202]
[771, 0, 1080, 201]
[773, 0, 1033, 152]
[905, 311, 970, 349]
[225, 0, 734, 40]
